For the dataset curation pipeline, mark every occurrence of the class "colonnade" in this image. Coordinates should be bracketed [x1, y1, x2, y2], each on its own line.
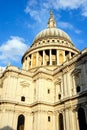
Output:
[23, 49, 74, 70]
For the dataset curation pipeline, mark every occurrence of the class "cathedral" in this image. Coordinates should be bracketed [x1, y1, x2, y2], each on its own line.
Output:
[0, 11, 87, 130]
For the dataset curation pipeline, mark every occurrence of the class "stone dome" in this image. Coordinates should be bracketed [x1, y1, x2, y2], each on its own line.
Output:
[32, 11, 72, 47]
[22, 11, 79, 71]
[33, 28, 72, 43]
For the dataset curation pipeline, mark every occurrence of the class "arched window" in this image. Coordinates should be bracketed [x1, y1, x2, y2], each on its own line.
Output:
[17, 114, 25, 130]
[59, 113, 64, 130]
[78, 107, 87, 130]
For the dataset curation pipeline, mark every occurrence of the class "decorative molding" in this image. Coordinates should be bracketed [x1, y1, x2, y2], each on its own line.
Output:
[71, 68, 81, 76]
[54, 78, 61, 86]
[20, 81, 30, 87]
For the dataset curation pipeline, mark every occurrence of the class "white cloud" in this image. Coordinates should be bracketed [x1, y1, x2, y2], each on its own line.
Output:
[57, 0, 87, 16]
[0, 36, 28, 65]
[58, 21, 81, 34]
[24, 2, 49, 32]
[75, 29, 82, 34]
[58, 22, 73, 30]
[25, 0, 87, 21]
[43, 0, 87, 15]
[24, 0, 49, 23]
[25, 8, 41, 23]
[57, 0, 84, 9]
[82, 4, 87, 17]
[27, 0, 37, 7]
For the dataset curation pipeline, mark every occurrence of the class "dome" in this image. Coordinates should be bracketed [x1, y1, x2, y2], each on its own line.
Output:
[22, 11, 79, 71]
[32, 11, 72, 46]
[33, 28, 72, 43]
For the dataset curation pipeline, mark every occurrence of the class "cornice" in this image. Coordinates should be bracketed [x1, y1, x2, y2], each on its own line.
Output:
[1, 66, 33, 79]
[32, 67, 53, 79]
[53, 52, 81, 76]
[1, 49, 87, 81]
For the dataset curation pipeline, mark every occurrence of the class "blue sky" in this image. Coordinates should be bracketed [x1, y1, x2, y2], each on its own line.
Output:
[0, 0, 87, 68]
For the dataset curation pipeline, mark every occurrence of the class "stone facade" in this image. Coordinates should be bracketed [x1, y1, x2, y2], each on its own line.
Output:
[0, 11, 87, 130]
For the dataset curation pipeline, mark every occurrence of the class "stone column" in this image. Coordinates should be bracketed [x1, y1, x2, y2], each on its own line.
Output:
[63, 74, 67, 97]
[71, 109, 78, 130]
[43, 50, 45, 65]
[24, 113, 32, 130]
[22, 61, 25, 70]
[82, 64, 86, 89]
[67, 72, 71, 96]
[28, 56, 31, 69]
[57, 50, 59, 65]
[27, 57, 29, 70]
[69, 52, 71, 59]
[75, 110, 80, 130]
[65, 109, 71, 130]
[36, 52, 39, 66]
[25, 58, 27, 70]
[68, 109, 74, 130]
[50, 49, 52, 65]
[63, 51, 66, 62]
[61, 75, 64, 98]
[73, 76, 76, 95]
[54, 112, 58, 130]
[26, 57, 28, 70]
[12, 112, 18, 130]
[63, 111, 66, 130]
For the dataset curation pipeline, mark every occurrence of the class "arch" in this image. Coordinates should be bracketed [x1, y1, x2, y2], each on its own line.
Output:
[78, 107, 87, 130]
[17, 114, 25, 130]
[59, 113, 64, 130]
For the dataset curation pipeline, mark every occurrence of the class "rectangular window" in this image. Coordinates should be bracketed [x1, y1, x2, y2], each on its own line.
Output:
[48, 89, 50, 94]
[21, 96, 25, 102]
[48, 116, 51, 122]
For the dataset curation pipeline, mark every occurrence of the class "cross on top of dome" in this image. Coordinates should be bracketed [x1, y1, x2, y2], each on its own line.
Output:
[47, 10, 56, 28]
